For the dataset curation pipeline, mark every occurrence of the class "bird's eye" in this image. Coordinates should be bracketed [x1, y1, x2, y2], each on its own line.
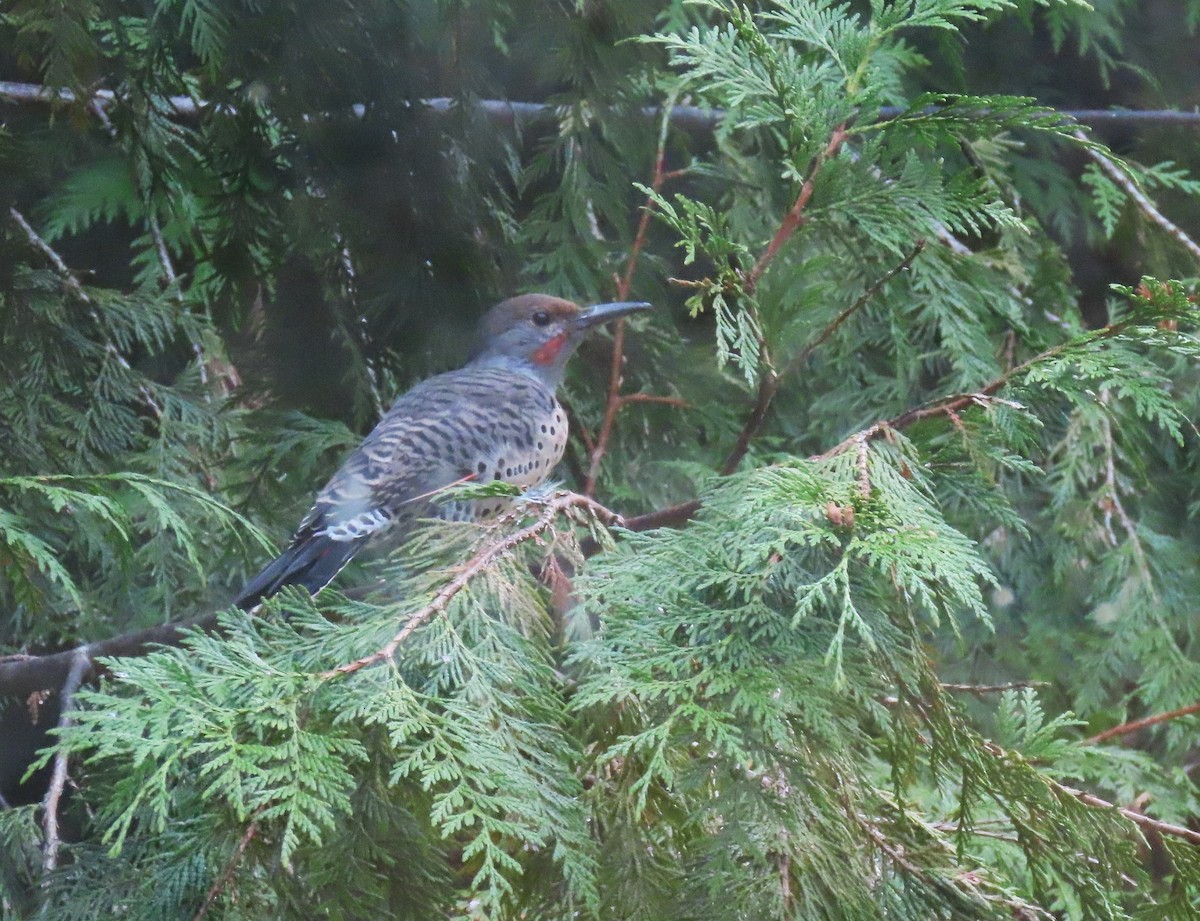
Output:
[531, 310, 551, 327]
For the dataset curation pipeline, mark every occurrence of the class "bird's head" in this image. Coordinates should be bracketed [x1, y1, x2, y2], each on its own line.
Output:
[468, 293, 651, 386]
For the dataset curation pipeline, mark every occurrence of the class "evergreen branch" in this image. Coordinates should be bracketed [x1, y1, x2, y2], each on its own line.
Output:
[191, 811, 262, 921]
[1099, 391, 1159, 600]
[851, 811, 1025, 913]
[743, 124, 848, 293]
[1077, 131, 1200, 263]
[623, 235, 921, 527]
[722, 239, 926, 476]
[585, 95, 677, 496]
[977, 739, 1200, 847]
[8, 207, 163, 417]
[716, 122, 853, 478]
[321, 492, 620, 678]
[40, 648, 90, 875]
[628, 294, 1133, 533]
[820, 316, 1143, 460]
[1084, 700, 1200, 745]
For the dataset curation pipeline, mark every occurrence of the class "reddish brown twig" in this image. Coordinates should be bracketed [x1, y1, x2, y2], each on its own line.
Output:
[1065, 784, 1200, 846]
[818, 315, 1139, 463]
[585, 101, 678, 496]
[191, 813, 262, 921]
[743, 124, 848, 294]
[619, 392, 689, 409]
[711, 123, 853, 477]
[720, 369, 781, 476]
[971, 737, 1200, 848]
[720, 238, 924, 477]
[321, 493, 620, 678]
[1085, 700, 1200, 746]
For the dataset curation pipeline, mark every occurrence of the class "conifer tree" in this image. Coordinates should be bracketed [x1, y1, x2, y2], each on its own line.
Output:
[3, 0, 1200, 918]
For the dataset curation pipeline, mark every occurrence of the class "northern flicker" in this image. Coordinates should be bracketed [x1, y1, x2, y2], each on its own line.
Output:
[234, 294, 650, 610]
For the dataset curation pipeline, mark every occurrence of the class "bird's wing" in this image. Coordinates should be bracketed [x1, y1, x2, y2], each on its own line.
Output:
[234, 367, 557, 608]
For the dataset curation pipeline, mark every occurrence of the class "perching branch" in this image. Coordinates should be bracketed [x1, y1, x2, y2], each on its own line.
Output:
[0, 616, 212, 700]
[321, 492, 620, 678]
[40, 648, 90, 875]
[0, 495, 618, 698]
[0, 497, 620, 697]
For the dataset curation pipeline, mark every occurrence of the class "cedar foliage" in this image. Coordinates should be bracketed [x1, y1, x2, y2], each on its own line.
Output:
[3, 0, 1200, 918]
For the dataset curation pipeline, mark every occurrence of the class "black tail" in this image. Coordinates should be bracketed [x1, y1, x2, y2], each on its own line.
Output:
[234, 534, 361, 610]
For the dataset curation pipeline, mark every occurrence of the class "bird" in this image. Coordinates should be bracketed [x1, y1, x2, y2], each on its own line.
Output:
[234, 293, 651, 610]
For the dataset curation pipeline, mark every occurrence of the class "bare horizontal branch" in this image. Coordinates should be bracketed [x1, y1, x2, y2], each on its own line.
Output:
[3, 81, 1199, 132]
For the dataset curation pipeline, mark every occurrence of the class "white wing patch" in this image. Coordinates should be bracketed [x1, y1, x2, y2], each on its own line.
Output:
[320, 508, 393, 542]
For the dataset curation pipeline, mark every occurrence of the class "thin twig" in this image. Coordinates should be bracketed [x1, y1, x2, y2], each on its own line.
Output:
[9, 208, 92, 304]
[743, 124, 848, 293]
[818, 316, 1138, 461]
[619, 392, 689, 409]
[1065, 784, 1200, 846]
[977, 738, 1200, 847]
[720, 237, 922, 477]
[321, 493, 620, 678]
[783, 241, 926, 380]
[8, 207, 163, 416]
[715, 125, 852, 477]
[1099, 391, 1159, 600]
[1077, 131, 1200, 264]
[719, 369, 780, 476]
[585, 95, 677, 496]
[191, 813, 262, 921]
[148, 214, 214, 390]
[1085, 700, 1200, 745]
[41, 648, 91, 876]
[941, 681, 1047, 695]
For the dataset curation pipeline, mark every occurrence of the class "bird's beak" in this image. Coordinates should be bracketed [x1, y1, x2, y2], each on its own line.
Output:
[574, 301, 653, 331]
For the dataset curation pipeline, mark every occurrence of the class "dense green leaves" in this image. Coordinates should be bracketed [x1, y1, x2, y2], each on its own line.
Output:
[3, 0, 1200, 918]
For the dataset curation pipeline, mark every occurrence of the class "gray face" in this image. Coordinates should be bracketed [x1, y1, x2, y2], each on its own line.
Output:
[468, 294, 652, 385]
